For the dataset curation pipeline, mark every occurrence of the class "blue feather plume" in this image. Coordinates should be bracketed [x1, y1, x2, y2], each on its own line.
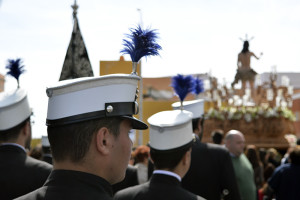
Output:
[171, 74, 195, 102]
[120, 25, 162, 62]
[193, 77, 204, 95]
[6, 58, 25, 88]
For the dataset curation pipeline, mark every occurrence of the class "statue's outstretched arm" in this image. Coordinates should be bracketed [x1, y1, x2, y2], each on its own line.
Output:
[252, 52, 263, 60]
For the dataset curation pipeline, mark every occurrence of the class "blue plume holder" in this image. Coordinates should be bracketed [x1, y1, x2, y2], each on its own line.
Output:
[180, 101, 184, 111]
[132, 62, 138, 75]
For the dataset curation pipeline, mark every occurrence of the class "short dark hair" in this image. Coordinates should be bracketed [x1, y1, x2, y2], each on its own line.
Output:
[290, 146, 300, 165]
[245, 145, 260, 168]
[48, 117, 123, 163]
[133, 145, 150, 163]
[0, 117, 30, 142]
[192, 118, 200, 132]
[150, 143, 192, 170]
[211, 129, 224, 144]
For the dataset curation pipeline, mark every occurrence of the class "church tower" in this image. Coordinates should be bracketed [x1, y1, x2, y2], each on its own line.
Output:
[59, 1, 94, 81]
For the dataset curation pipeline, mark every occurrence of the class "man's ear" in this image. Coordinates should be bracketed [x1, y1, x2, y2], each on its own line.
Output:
[197, 119, 202, 133]
[95, 127, 111, 155]
[22, 121, 31, 137]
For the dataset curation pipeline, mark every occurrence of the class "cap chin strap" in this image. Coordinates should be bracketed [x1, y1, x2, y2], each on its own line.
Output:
[46, 101, 138, 127]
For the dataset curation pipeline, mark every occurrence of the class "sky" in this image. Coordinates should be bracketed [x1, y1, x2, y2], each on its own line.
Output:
[1, 0, 300, 138]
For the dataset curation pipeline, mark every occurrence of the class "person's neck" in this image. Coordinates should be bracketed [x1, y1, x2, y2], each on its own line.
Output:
[54, 159, 91, 172]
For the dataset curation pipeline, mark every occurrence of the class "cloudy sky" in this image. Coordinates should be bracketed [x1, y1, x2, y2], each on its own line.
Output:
[1, 0, 300, 138]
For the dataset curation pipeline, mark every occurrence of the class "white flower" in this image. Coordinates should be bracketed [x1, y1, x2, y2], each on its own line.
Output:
[228, 112, 234, 120]
[257, 107, 264, 115]
[244, 113, 252, 122]
[265, 108, 279, 118]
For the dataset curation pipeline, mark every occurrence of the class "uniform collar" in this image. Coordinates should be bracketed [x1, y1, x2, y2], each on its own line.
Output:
[229, 152, 234, 157]
[153, 170, 181, 182]
[0, 143, 26, 153]
[46, 170, 113, 197]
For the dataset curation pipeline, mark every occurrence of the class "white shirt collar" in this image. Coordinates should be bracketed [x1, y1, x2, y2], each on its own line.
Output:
[0, 143, 26, 153]
[153, 170, 181, 182]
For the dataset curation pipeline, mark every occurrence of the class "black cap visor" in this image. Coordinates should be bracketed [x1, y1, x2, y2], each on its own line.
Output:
[121, 115, 148, 130]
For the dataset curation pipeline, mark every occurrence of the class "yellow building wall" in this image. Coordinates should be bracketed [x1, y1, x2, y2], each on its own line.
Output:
[31, 138, 41, 148]
[100, 59, 140, 75]
[0, 74, 4, 92]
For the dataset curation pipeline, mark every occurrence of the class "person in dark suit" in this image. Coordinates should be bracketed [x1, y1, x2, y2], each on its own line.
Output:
[172, 100, 241, 200]
[264, 145, 300, 200]
[114, 110, 205, 200]
[16, 74, 148, 200]
[0, 88, 52, 200]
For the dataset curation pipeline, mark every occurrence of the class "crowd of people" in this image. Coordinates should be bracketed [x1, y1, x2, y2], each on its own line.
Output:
[1, 77, 299, 200]
[1, 55, 300, 199]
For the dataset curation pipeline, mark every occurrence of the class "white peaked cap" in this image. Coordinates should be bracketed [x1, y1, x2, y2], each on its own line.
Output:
[0, 89, 31, 131]
[46, 74, 147, 130]
[148, 110, 194, 150]
[41, 135, 50, 147]
[172, 99, 204, 119]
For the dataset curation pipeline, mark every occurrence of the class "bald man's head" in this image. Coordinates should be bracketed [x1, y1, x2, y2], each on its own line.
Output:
[225, 130, 245, 157]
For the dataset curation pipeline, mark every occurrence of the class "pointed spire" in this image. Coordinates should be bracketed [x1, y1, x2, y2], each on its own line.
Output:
[71, 0, 78, 32]
[72, 0, 78, 18]
[59, 0, 94, 81]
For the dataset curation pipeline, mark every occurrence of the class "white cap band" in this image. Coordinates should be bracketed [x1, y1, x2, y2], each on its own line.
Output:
[148, 110, 194, 150]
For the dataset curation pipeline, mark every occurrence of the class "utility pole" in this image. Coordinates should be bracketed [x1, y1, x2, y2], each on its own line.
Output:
[137, 8, 144, 145]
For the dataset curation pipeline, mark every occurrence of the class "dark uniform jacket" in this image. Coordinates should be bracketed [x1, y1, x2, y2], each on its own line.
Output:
[0, 144, 52, 200]
[114, 173, 205, 200]
[182, 138, 241, 200]
[112, 165, 138, 194]
[15, 170, 114, 200]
